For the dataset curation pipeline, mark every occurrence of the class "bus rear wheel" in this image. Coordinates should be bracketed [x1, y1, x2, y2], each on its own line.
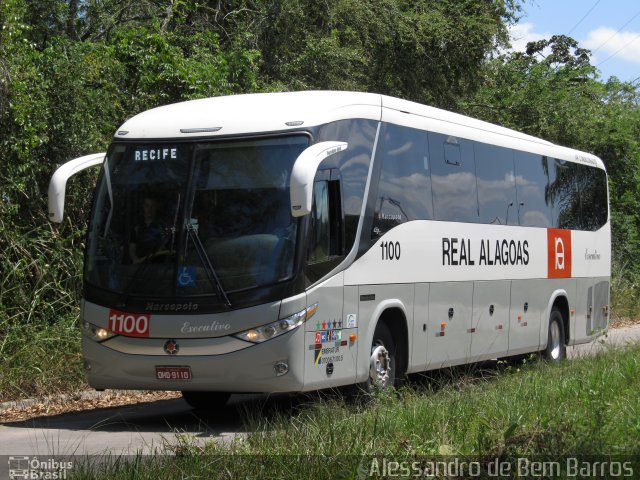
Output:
[366, 322, 396, 391]
[181, 391, 231, 410]
[543, 307, 566, 362]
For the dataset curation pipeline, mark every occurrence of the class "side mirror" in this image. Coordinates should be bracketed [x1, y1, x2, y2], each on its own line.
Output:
[290, 142, 347, 217]
[48, 152, 106, 223]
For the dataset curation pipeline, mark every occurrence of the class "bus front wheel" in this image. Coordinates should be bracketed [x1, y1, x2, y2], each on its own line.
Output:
[366, 322, 396, 390]
[543, 307, 566, 362]
[181, 391, 231, 410]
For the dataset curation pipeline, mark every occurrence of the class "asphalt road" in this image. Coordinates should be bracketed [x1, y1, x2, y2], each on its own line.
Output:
[1, 325, 639, 458]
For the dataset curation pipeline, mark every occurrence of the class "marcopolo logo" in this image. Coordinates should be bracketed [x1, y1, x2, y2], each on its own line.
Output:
[547, 228, 572, 279]
[145, 302, 199, 312]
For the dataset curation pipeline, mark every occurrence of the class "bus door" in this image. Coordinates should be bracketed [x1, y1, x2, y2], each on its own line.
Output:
[303, 170, 357, 389]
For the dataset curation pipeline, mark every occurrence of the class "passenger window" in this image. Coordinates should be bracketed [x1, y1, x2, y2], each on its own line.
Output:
[549, 159, 581, 230]
[372, 124, 432, 237]
[577, 165, 608, 231]
[429, 132, 478, 222]
[514, 152, 552, 228]
[444, 142, 461, 166]
[475, 143, 517, 225]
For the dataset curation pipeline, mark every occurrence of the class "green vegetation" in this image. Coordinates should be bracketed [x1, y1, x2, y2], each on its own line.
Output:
[71, 346, 640, 478]
[0, 1, 639, 400]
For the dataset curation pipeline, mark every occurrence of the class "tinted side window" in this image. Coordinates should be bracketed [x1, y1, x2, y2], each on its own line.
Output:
[514, 152, 552, 228]
[429, 132, 478, 222]
[305, 174, 345, 285]
[474, 143, 517, 225]
[307, 181, 331, 265]
[549, 159, 581, 229]
[316, 120, 378, 253]
[372, 124, 432, 237]
[577, 165, 608, 231]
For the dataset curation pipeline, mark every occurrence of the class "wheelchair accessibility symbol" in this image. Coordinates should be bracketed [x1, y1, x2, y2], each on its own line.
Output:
[177, 266, 196, 287]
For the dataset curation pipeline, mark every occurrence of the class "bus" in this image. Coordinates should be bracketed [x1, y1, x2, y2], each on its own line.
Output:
[48, 91, 610, 408]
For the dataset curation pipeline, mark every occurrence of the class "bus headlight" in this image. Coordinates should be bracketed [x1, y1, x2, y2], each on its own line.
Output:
[234, 303, 318, 344]
[82, 321, 116, 342]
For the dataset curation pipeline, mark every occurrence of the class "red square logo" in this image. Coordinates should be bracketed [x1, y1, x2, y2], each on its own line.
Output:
[547, 229, 572, 278]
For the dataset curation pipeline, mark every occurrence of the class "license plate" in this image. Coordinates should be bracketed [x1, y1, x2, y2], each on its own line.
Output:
[155, 366, 192, 381]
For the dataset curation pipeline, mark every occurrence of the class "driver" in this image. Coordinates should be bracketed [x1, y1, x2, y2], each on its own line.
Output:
[129, 195, 167, 263]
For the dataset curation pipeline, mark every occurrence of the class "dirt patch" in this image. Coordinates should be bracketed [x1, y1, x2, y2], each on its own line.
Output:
[609, 316, 640, 329]
[0, 390, 181, 423]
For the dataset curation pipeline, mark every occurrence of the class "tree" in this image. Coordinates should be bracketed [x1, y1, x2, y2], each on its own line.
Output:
[238, 0, 521, 108]
[0, 0, 264, 333]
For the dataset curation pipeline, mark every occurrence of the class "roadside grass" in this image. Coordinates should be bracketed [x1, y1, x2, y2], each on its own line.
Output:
[0, 312, 85, 401]
[0, 209, 87, 402]
[72, 345, 640, 479]
[610, 258, 640, 320]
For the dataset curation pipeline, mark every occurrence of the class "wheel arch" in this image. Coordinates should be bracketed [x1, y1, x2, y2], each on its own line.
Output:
[361, 300, 410, 381]
[378, 307, 409, 379]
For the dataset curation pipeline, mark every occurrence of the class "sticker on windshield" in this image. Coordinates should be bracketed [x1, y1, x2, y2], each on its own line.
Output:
[177, 266, 196, 287]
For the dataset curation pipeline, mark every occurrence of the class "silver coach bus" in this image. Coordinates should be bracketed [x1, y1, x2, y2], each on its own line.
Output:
[49, 91, 610, 409]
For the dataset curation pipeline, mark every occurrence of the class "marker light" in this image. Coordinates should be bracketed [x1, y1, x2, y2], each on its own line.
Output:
[235, 303, 318, 344]
[274, 361, 289, 376]
[82, 321, 116, 342]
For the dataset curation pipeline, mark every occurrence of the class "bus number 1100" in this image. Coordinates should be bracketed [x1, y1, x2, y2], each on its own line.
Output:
[381, 241, 401, 261]
[108, 310, 150, 337]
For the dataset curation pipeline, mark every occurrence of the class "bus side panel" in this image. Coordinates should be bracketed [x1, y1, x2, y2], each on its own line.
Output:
[573, 276, 609, 345]
[408, 283, 429, 373]
[511, 278, 578, 355]
[572, 226, 611, 344]
[303, 272, 358, 391]
[593, 279, 610, 333]
[426, 282, 473, 369]
[573, 277, 592, 345]
[568, 279, 578, 344]
[509, 279, 546, 355]
[470, 280, 510, 361]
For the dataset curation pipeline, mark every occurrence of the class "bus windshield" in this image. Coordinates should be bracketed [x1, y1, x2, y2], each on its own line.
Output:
[85, 136, 308, 299]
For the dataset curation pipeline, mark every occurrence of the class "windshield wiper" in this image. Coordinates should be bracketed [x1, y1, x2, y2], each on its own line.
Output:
[169, 193, 181, 253]
[185, 222, 232, 307]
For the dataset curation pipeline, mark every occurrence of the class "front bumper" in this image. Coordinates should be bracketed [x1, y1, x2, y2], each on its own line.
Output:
[82, 325, 306, 392]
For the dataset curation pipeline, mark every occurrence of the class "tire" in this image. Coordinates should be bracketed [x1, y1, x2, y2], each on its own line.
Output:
[365, 322, 397, 391]
[543, 308, 566, 362]
[181, 391, 231, 410]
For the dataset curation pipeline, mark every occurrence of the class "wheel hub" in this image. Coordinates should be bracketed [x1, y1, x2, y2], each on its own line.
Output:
[369, 345, 391, 388]
[550, 321, 561, 360]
